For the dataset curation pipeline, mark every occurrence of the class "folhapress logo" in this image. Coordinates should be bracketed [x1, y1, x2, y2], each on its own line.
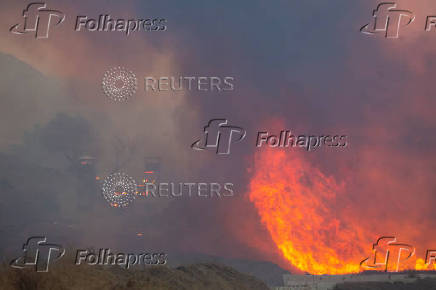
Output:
[192, 120, 348, 155]
[10, 3, 166, 39]
[360, 237, 415, 272]
[360, 3, 415, 38]
[75, 249, 167, 269]
[192, 119, 246, 155]
[10, 2, 65, 39]
[10, 236, 65, 272]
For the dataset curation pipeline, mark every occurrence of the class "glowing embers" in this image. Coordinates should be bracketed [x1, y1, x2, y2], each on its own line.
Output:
[137, 157, 160, 197]
[101, 172, 137, 208]
[136, 173, 156, 197]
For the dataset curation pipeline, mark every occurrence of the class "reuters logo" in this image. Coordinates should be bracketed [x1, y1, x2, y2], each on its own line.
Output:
[101, 172, 137, 208]
[102, 67, 137, 102]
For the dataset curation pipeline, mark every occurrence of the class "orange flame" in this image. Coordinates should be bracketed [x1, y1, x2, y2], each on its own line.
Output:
[248, 149, 435, 274]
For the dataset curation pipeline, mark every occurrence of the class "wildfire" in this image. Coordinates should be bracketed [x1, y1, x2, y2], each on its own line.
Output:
[248, 148, 435, 274]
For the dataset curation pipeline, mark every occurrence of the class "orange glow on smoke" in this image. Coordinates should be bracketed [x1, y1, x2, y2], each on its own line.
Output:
[248, 149, 435, 274]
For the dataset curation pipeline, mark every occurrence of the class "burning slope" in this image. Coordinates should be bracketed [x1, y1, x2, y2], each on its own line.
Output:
[248, 149, 373, 274]
[248, 148, 436, 274]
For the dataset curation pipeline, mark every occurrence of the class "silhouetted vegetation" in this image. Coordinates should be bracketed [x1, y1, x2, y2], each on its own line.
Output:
[334, 278, 436, 290]
[0, 262, 269, 290]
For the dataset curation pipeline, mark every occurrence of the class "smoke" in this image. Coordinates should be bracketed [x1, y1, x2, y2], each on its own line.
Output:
[1, 0, 436, 273]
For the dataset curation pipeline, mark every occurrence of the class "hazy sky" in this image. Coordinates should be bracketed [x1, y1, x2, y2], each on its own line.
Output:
[1, 0, 436, 273]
